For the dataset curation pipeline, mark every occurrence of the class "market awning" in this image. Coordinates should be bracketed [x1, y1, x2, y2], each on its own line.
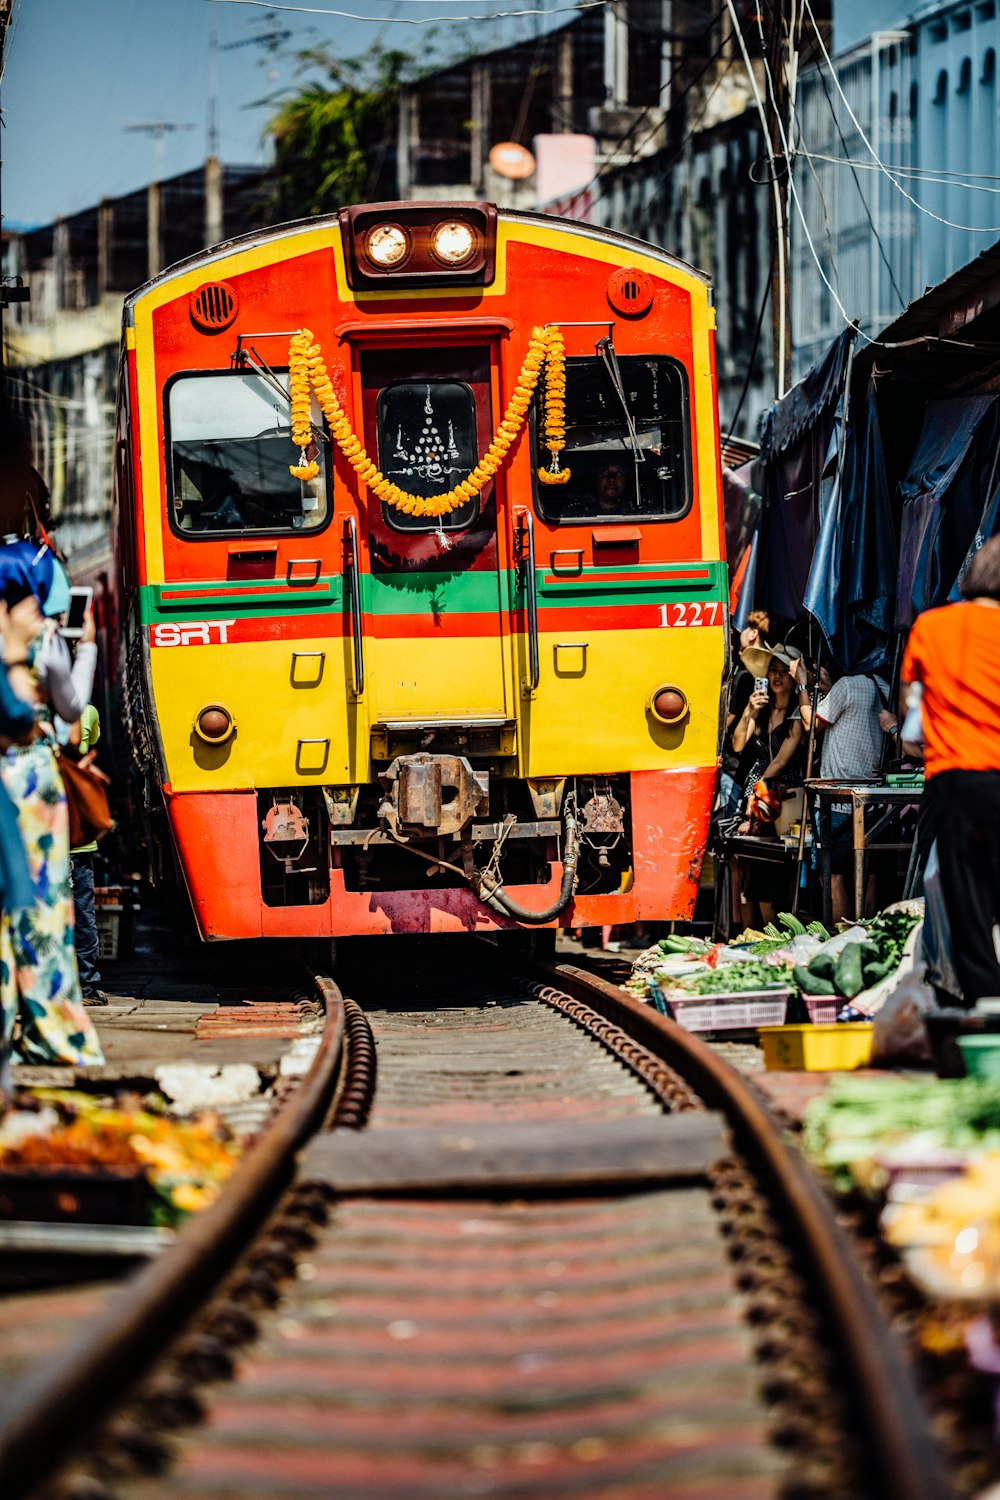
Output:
[803, 380, 896, 673]
[757, 329, 855, 624]
[896, 395, 1000, 627]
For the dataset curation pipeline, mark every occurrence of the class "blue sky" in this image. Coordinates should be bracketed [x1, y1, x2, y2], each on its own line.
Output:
[2, 0, 564, 229]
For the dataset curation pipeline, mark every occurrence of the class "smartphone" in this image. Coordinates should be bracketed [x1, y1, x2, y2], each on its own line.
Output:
[61, 586, 92, 641]
[754, 676, 769, 695]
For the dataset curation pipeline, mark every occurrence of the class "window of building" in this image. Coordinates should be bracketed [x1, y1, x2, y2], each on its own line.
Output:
[958, 57, 973, 92]
[533, 354, 690, 524]
[983, 47, 996, 83]
[167, 371, 328, 537]
[934, 68, 949, 103]
[375, 379, 479, 532]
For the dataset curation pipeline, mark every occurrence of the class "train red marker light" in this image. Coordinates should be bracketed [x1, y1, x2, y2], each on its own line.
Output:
[649, 686, 688, 724]
[194, 705, 235, 744]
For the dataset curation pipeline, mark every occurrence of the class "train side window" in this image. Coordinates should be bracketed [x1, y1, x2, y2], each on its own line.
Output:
[375, 379, 479, 532]
[166, 371, 329, 538]
[533, 355, 690, 524]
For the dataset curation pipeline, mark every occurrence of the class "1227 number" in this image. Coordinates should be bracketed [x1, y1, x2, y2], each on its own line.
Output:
[658, 601, 722, 628]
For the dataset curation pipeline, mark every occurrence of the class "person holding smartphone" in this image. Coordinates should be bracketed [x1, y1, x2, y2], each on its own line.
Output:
[727, 646, 805, 928]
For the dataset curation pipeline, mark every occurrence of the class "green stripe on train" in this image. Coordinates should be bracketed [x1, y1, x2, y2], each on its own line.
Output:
[139, 559, 728, 622]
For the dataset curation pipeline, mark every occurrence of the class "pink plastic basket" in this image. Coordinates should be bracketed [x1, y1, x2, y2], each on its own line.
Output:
[652, 988, 790, 1032]
[803, 996, 840, 1025]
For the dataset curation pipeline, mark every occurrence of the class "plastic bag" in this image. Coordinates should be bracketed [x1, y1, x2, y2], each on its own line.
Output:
[871, 959, 936, 1065]
[921, 841, 962, 1002]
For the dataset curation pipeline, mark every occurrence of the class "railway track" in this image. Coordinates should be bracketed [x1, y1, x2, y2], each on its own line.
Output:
[0, 948, 953, 1500]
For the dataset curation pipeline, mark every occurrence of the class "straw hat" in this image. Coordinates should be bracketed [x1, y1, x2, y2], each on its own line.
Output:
[740, 642, 797, 678]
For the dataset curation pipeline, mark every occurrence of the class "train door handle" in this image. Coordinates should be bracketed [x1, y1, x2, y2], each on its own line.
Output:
[343, 517, 364, 697]
[286, 558, 322, 586]
[550, 549, 583, 576]
[514, 508, 540, 694]
[291, 651, 326, 687]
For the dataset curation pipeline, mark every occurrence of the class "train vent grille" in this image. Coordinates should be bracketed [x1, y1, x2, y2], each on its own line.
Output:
[607, 267, 653, 317]
[190, 281, 238, 332]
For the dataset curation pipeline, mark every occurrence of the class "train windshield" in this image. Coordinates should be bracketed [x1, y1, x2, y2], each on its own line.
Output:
[167, 372, 328, 536]
[534, 355, 689, 523]
[375, 379, 479, 532]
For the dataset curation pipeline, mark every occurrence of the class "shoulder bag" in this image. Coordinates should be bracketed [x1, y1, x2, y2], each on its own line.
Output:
[57, 747, 114, 847]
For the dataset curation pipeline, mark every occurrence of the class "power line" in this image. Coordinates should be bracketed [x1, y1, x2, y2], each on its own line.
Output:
[721, 245, 775, 447]
[803, 0, 1000, 235]
[207, 0, 609, 22]
[723, 0, 789, 394]
[799, 150, 1000, 194]
[802, 46, 906, 309]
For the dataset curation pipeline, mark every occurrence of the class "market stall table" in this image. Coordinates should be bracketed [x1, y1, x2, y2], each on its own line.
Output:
[806, 779, 922, 925]
[712, 832, 800, 938]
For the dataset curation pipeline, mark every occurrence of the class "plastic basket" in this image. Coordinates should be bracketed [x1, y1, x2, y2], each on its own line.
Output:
[96, 905, 123, 961]
[650, 984, 790, 1032]
[757, 1022, 873, 1071]
[802, 995, 840, 1025]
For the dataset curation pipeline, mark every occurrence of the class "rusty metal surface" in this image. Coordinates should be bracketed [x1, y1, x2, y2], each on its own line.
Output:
[93, 995, 783, 1500]
[543, 962, 955, 1500]
[0, 977, 348, 1500]
[0, 959, 956, 1500]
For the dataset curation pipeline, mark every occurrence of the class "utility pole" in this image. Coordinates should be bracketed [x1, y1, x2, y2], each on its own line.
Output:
[0, 0, 30, 401]
[764, 0, 793, 397]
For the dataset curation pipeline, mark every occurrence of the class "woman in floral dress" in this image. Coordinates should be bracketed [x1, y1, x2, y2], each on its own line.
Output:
[0, 541, 103, 1066]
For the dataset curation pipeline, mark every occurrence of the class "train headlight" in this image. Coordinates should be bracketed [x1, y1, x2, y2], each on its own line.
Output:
[648, 685, 688, 724]
[430, 220, 477, 267]
[194, 704, 236, 744]
[364, 223, 410, 269]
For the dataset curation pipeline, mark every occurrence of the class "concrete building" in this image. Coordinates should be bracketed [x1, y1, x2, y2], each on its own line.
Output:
[2, 162, 268, 554]
[793, 0, 1000, 376]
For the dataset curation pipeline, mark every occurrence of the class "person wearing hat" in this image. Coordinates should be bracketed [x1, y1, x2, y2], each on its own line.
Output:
[0, 540, 103, 1067]
[717, 610, 771, 823]
[728, 645, 805, 928]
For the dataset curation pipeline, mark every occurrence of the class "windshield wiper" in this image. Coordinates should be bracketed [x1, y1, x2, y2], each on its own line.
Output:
[596, 336, 645, 477]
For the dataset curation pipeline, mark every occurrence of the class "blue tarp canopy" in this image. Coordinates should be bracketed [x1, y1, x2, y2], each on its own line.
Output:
[896, 395, 1000, 627]
[803, 380, 896, 673]
[757, 329, 855, 625]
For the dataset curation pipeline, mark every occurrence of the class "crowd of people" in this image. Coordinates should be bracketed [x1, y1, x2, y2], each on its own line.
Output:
[716, 534, 1000, 1009]
[0, 537, 106, 1072]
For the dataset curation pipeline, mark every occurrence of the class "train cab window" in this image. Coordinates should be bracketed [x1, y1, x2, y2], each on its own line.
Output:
[534, 354, 690, 523]
[166, 371, 328, 537]
[375, 379, 479, 532]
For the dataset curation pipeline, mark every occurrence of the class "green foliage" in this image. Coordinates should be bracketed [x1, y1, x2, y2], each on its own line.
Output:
[264, 45, 410, 216]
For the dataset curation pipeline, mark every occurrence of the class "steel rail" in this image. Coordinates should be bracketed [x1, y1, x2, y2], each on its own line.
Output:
[0, 976, 347, 1500]
[543, 960, 954, 1500]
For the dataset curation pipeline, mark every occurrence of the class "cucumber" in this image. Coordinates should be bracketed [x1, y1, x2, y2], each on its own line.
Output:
[834, 943, 865, 1000]
[862, 959, 893, 987]
[808, 953, 836, 982]
[794, 964, 836, 996]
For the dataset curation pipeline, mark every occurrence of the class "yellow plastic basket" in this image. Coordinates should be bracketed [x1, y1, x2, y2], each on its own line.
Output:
[757, 1022, 874, 1072]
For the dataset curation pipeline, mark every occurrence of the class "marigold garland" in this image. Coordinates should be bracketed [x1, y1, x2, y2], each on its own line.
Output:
[287, 324, 571, 516]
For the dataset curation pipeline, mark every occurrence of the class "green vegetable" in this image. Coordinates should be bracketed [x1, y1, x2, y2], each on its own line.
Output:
[834, 943, 865, 1000]
[808, 953, 836, 981]
[861, 959, 893, 987]
[678, 959, 788, 995]
[794, 964, 836, 995]
[807, 921, 831, 940]
[764, 922, 782, 939]
[778, 912, 806, 937]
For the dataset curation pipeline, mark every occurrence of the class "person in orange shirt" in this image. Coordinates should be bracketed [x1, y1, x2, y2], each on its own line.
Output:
[902, 535, 1000, 1006]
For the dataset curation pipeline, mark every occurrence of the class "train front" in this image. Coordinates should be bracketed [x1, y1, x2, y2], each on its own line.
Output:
[117, 202, 727, 940]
